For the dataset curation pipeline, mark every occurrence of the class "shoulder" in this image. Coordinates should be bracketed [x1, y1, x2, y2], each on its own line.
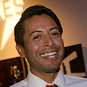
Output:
[9, 79, 28, 87]
[64, 74, 87, 87]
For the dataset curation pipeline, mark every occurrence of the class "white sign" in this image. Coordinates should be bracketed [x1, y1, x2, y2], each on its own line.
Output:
[0, 0, 24, 50]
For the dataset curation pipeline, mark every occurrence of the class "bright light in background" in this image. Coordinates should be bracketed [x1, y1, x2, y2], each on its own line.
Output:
[0, 1, 6, 20]
[0, 0, 24, 50]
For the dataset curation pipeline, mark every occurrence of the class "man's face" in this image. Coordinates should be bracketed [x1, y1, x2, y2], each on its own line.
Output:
[23, 14, 64, 73]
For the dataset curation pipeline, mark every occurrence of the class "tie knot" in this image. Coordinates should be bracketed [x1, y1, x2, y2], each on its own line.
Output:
[46, 84, 59, 87]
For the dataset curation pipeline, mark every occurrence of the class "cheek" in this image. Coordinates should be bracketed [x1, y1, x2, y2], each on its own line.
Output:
[54, 38, 64, 47]
[30, 41, 43, 50]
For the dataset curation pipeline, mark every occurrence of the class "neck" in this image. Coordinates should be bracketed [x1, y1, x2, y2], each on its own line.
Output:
[30, 68, 59, 83]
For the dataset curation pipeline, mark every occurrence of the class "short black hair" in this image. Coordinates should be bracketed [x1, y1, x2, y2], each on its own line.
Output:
[14, 5, 63, 47]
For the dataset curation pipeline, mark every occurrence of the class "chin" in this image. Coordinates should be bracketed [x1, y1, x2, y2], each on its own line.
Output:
[45, 66, 60, 73]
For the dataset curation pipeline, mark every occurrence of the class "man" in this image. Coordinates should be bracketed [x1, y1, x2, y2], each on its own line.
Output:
[10, 5, 87, 87]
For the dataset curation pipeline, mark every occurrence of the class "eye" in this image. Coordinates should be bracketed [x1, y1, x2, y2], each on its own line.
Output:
[52, 32, 59, 36]
[33, 35, 41, 40]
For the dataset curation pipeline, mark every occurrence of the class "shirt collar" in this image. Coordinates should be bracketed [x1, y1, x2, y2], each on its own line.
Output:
[26, 69, 66, 87]
[26, 70, 47, 87]
[53, 69, 66, 87]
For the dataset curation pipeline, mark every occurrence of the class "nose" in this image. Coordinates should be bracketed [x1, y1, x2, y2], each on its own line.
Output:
[44, 35, 54, 47]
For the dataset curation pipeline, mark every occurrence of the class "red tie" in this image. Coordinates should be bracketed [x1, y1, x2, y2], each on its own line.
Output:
[46, 84, 59, 87]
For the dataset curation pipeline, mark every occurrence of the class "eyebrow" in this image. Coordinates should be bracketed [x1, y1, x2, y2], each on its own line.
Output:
[29, 27, 59, 37]
[50, 27, 59, 31]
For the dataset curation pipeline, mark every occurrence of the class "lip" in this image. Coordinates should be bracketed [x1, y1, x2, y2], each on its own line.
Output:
[40, 48, 59, 54]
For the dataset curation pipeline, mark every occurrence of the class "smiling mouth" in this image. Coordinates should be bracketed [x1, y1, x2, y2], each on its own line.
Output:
[40, 52, 57, 59]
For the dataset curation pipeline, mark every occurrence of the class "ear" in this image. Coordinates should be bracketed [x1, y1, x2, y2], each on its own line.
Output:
[16, 44, 25, 58]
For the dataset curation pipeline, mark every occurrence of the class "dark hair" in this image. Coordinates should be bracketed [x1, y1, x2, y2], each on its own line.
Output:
[14, 5, 63, 47]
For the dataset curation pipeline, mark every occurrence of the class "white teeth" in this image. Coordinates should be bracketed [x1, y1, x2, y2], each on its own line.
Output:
[41, 52, 56, 58]
[48, 55, 56, 58]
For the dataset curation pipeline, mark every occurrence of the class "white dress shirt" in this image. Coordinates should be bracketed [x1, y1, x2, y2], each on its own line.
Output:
[10, 69, 87, 87]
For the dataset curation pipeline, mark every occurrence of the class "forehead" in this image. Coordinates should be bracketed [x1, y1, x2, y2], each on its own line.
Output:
[23, 14, 59, 33]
